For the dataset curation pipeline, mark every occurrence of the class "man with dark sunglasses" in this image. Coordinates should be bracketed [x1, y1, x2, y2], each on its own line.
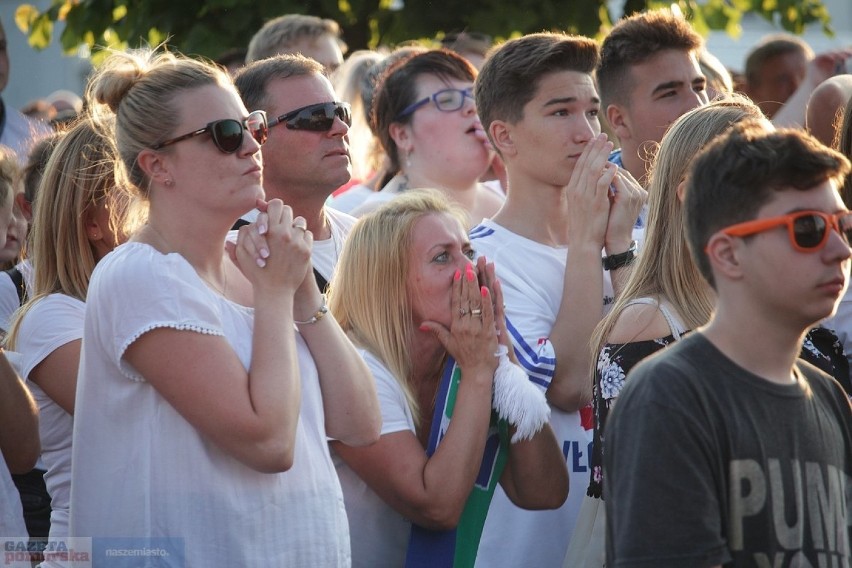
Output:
[235, 54, 356, 292]
[605, 123, 852, 567]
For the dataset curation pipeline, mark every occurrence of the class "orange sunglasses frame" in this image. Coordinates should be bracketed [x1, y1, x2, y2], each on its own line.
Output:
[720, 210, 852, 253]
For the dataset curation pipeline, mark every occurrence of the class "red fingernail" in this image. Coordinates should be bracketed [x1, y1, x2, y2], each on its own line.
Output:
[481, 286, 488, 297]
[419, 325, 430, 332]
[454, 269, 461, 281]
[466, 264, 475, 281]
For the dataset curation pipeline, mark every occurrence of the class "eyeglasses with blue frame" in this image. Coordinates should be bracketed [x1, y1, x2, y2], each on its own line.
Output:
[395, 87, 474, 121]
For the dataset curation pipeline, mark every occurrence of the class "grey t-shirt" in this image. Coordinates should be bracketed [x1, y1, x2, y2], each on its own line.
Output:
[604, 332, 852, 567]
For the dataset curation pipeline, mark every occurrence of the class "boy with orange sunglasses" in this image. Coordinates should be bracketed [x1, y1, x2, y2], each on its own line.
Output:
[605, 122, 852, 567]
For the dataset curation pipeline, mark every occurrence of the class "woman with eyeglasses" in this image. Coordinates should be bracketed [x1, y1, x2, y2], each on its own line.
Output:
[351, 49, 503, 226]
[68, 48, 380, 566]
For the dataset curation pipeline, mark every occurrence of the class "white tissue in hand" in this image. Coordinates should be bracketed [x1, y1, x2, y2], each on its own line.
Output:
[492, 345, 550, 443]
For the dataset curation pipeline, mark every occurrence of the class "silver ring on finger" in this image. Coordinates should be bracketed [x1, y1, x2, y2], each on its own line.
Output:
[470, 308, 483, 317]
[292, 220, 308, 232]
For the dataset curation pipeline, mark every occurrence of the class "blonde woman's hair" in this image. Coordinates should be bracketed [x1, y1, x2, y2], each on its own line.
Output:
[590, 96, 764, 362]
[6, 116, 142, 349]
[840, 95, 852, 206]
[327, 190, 467, 425]
[85, 47, 232, 198]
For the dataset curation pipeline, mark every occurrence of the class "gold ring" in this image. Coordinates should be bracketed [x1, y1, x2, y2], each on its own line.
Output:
[470, 308, 482, 317]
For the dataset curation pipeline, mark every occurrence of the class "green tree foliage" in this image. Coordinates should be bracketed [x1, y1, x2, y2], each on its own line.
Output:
[14, 0, 835, 62]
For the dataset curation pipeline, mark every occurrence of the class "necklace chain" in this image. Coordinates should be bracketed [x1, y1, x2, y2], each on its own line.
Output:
[145, 223, 228, 296]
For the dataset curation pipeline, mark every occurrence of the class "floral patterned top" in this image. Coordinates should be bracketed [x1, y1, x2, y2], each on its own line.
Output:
[587, 334, 682, 498]
[801, 326, 852, 394]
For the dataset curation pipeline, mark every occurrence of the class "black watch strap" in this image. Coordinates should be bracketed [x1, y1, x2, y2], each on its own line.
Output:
[602, 240, 638, 271]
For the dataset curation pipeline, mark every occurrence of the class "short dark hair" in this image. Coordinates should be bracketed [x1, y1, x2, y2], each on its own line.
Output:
[371, 49, 476, 173]
[597, 9, 703, 109]
[475, 33, 598, 142]
[744, 34, 812, 87]
[684, 122, 851, 288]
[234, 54, 324, 113]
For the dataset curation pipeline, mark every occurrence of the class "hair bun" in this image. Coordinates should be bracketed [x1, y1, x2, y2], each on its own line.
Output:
[87, 50, 151, 114]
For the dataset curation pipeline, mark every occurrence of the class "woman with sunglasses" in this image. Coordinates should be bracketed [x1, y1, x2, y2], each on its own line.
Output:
[68, 49, 380, 566]
[566, 97, 850, 567]
[351, 49, 503, 226]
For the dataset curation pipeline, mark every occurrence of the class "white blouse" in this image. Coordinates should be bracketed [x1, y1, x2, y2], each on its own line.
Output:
[70, 242, 350, 567]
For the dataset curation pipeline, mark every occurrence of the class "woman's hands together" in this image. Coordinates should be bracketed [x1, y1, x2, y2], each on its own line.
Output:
[226, 198, 313, 294]
[475, 256, 516, 364]
[420, 257, 500, 378]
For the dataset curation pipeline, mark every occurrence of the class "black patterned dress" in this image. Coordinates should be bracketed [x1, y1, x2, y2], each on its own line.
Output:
[587, 335, 679, 498]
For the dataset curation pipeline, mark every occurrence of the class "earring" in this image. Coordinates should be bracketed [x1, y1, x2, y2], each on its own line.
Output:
[165, 178, 174, 187]
[404, 149, 412, 169]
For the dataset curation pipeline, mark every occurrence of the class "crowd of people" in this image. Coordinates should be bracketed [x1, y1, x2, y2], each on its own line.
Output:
[1, 7, 852, 568]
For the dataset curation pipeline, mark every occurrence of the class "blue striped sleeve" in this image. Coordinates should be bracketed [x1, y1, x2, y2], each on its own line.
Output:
[505, 315, 555, 390]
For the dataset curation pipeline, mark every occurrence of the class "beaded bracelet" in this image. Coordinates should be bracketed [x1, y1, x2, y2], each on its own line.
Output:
[295, 294, 329, 325]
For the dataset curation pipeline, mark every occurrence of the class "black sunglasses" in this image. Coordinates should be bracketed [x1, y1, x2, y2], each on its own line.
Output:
[153, 110, 268, 154]
[268, 101, 352, 132]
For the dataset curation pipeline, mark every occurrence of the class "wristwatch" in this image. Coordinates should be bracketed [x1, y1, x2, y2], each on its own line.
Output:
[602, 240, 638, 271]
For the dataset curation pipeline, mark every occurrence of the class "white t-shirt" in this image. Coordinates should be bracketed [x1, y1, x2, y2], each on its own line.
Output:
[328, 184, 375, 215]
[313, 207, 357, 284]
[350, 188, 398, 218]
[470, 219, 614, 568]
[70, 243, 350, 567]
[15, 294, 82, 550]
[333, 349, 414, 568]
